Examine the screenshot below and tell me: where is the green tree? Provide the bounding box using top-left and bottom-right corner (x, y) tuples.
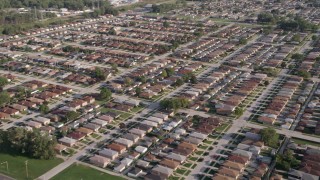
(280, 62), (287, 68)
(262, 67), (279, 77)
(0, 128), (56, 159)
(124, 77), (133, 87)
(129, 21), (136, 26)
(165, 68), (175, 77)
(137, 76), (147, 83)
(135, 87), (142, 96)
(190, 75), (197, 84)
(239, 37), (247, 45)
(291, 53), (304, 61)
(260, 127), (279, 148)
(234, 107), (244, 116)
(160, 98), (189, 110)
(161, 69), (168, 78)
(94, 67), (106, 81)
(194, 29), (204, 37)
(175, 78), (184, 86)
(99, 87), (112, 100)
(108, 27), (117, 35)
(0, 76), (8, 89)
(163, 21), (170, 28)
(312, 35), (318, 41)
(297, 70), (311, 79)
(64, 111), (80, 122)
(0, 91), (10, 107)
(39, 104), (50, 114)
(257, 13), (276, 24)
(276, 150), (300, 171)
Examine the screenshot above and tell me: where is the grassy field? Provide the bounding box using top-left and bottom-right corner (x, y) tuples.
(51, 164), (125, 180)
(0, 153), (63, 180)
(291, 137), (320, 147)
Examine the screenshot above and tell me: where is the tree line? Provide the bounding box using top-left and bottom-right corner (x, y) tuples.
(257, 13), (318, 32)
(0, 128), (56, 159)
(0, 0), (119, 35)
(0, 0), (105, 10)
(152, 0), (187, 13)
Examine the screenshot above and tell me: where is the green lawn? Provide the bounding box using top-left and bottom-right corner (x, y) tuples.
(51, 164), (124, 180)
(175, 168), (187, 175)
(0, 153), (63, 180)
(183, 163), (192, 168)
(215, 124), (230, 132)
(291, 138), (320, 147)
(189, 157), (198, 161)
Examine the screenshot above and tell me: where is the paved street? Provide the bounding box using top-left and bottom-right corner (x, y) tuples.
(0, 4), (319, 180)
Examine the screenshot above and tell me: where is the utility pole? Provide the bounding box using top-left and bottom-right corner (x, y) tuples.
(34, 6), (38, 20)
(40, 9), (43, 21)
(25, 160), (29, 178)
(0, 161), (8, 172)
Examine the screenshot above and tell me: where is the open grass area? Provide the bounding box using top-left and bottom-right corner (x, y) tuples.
(116, 0), (176, 11)
(51, 164), (124, 180)
(215, 123), (230, 132)
(291, 137), (320, 147)
(0, 153), (63, 180)
(176, 168), (187, 175)
(183, 163), (192, 168)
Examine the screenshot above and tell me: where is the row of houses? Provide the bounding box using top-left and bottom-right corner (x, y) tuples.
(0, 80), (72, 119)
(140, 114), (223, 179)
(50, 46), (149, 67)
(82, 35), (171, 55)
(286, 141), (320, 180)
(258, 76), (303, 126)
(118, 28), (192, 44)
(109, 58), (203, 99)
(130, 16), (218, 35)
(213, 128), (278, 180)
(296, 83), (320, 135)
(88, 112), (172, 173)
(58, 113), (114, 147)
(0, 16), (105, 43)
(216, 74), (267, 115)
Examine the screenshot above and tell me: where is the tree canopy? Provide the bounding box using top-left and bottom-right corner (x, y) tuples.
(0, 0), (118, 35)
(276, 150), (300, 171)
(291, 53), (304, 61)
(260, 127), (279, 148)
(0, 91), (10, 107)
(0, 128), (56, 159)
(63, 111), (80, 122)
(93, 67), (106, 81)
(99, 87), (112, 100)
(279, 16), (318, 32)
(297, 70), (311, 79)
(0, 76), (8, 88)
(39, 104), (50, 114)
(160, 98), (189, 110)
(0, 0), (109, 10)
(152, 0), (186, 13)
(257, 13), (277, 24)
